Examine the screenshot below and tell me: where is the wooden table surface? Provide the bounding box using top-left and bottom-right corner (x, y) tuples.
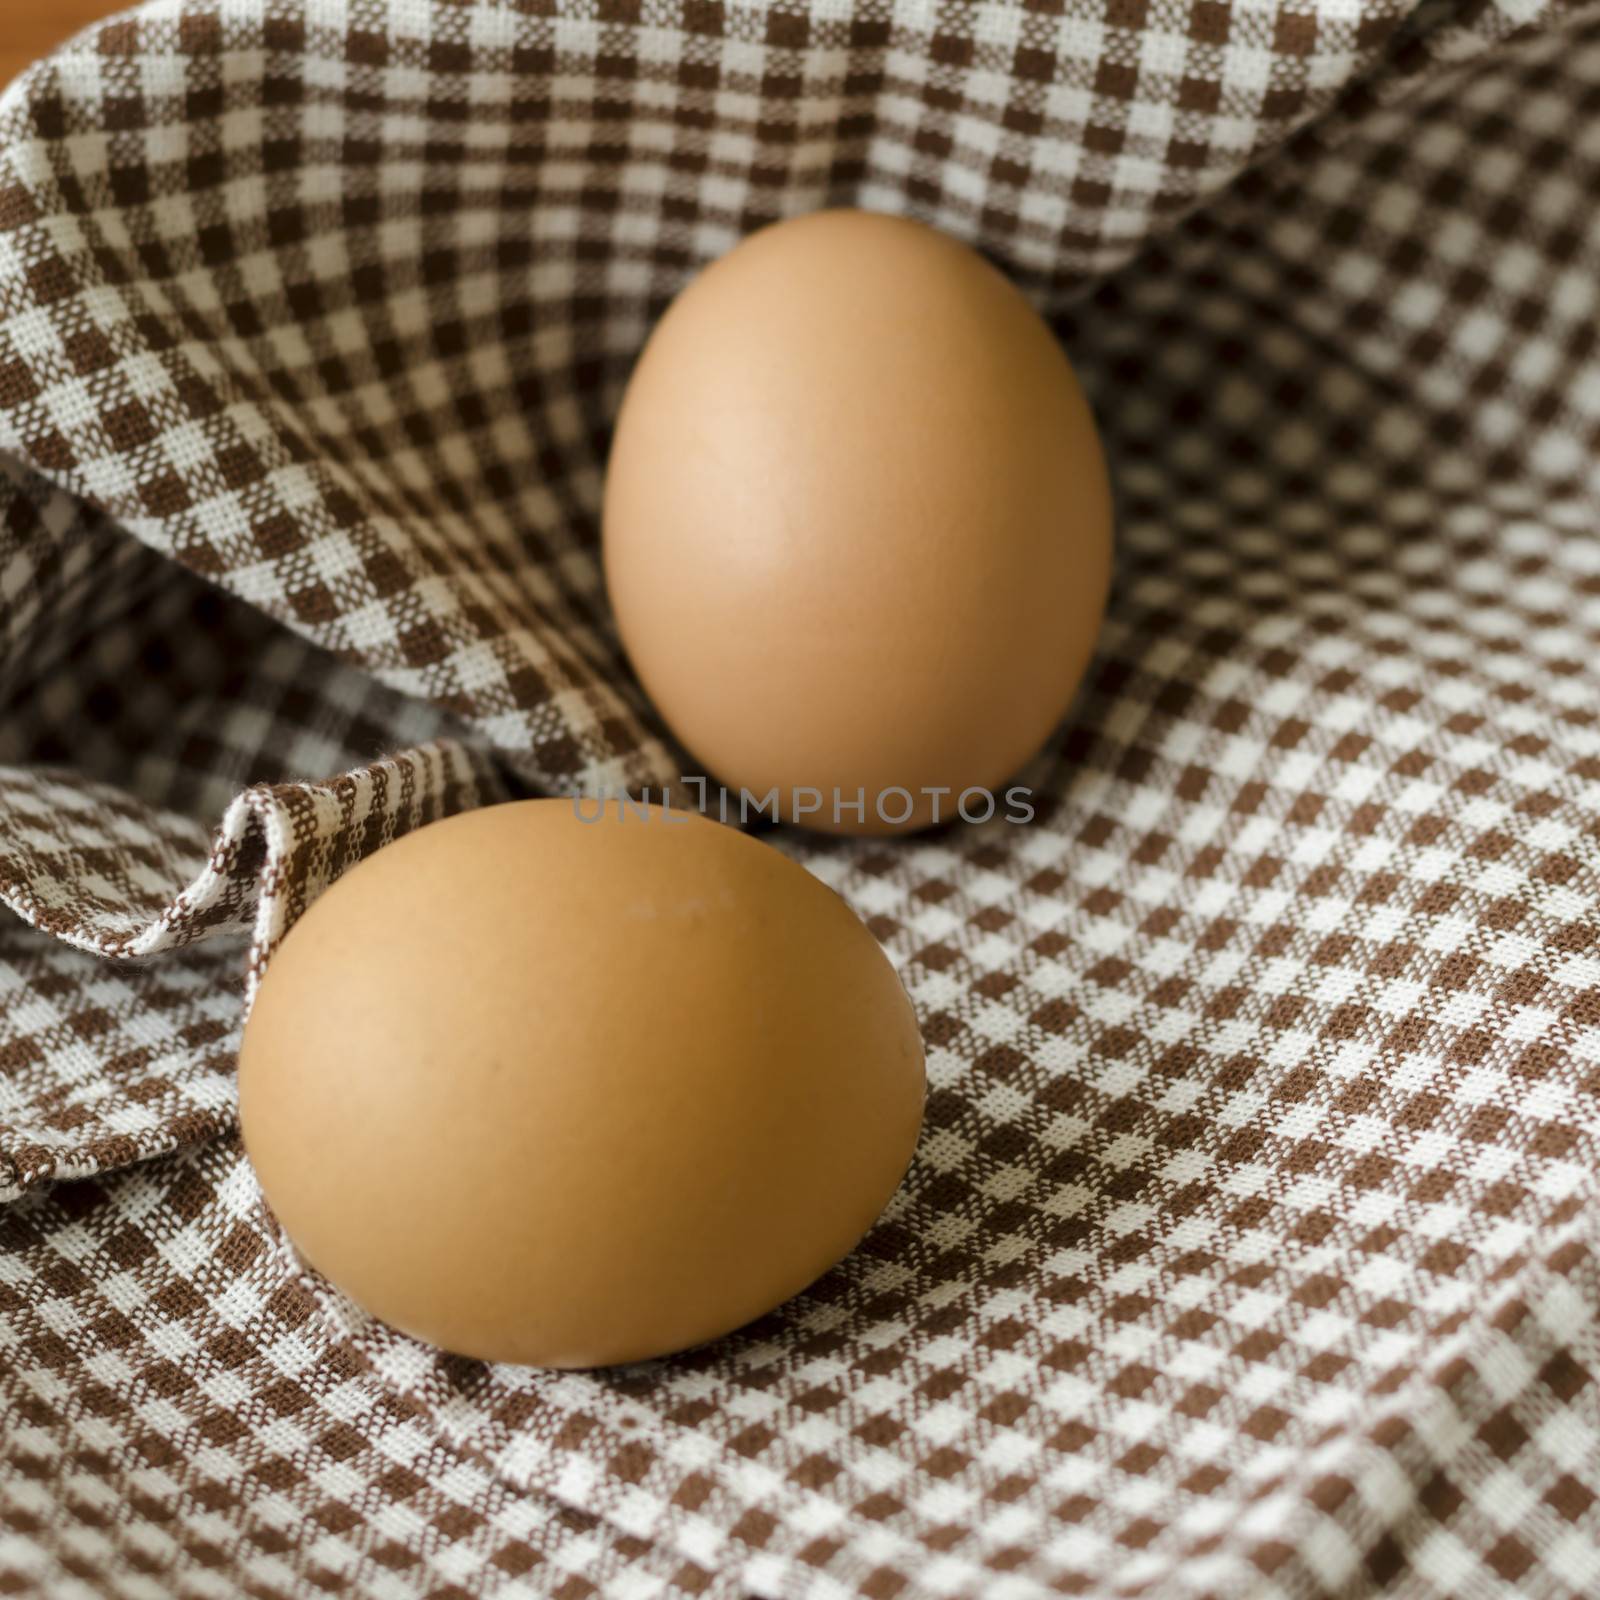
(2, 0), (126, 92)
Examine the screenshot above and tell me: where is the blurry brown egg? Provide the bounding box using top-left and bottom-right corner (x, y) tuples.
(603, 208), (1113, 835)
(238, 800), (925, 1369)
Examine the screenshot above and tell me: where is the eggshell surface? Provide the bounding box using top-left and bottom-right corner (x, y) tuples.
(603, 208), (1114, 834)
(238, 800), (926, 1369)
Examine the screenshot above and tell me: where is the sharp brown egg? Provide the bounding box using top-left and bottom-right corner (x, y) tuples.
(239, 800), (926, 1368)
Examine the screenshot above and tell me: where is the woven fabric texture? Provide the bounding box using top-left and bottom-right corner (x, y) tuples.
(1, 0), (1598, 1595)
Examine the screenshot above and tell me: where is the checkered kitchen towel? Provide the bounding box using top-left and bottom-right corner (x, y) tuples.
(1, 0), (1598, 1594)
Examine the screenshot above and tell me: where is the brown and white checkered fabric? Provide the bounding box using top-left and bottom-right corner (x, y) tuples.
(1, 0), (1598, 1594)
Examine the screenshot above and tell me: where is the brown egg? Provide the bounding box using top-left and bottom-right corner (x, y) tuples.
(603, 208), (1113, 835)
(238, 800), (925, 1369)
